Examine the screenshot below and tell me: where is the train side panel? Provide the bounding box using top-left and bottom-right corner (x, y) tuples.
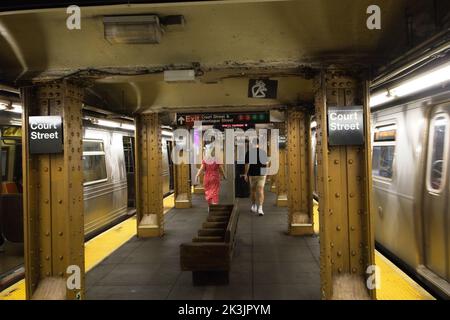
(83, 127), (129, 236)
(372, 103), (427, 268)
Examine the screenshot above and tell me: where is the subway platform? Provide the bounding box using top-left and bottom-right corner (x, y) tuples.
(86, 192), (321, 300)
(0, 192), (434, 300)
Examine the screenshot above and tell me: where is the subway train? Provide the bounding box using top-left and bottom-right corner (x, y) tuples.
(371, 85), (450, 299)
(309, 86), (450, 299)
(0, 99), (174, 287)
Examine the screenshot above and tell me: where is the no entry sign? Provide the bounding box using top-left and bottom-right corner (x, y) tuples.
(29, 116), (63, 154)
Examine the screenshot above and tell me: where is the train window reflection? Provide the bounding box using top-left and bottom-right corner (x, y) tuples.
(427, 114), (449, 193)
(372, 123), (396, 180)
(83, 140), (107, 184)
(372, 146), (395, 179)
(84, 140), (104, 152)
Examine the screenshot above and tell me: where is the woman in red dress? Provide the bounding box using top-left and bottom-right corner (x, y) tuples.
(195, 145), (226, 205)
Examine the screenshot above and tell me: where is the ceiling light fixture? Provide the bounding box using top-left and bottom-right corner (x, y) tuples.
(103, 15), (163, 44)
(370, 61), (450, 107)
(164, 69), (196, 82)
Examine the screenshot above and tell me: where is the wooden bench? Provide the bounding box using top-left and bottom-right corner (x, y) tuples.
(180, 201), (239, 285)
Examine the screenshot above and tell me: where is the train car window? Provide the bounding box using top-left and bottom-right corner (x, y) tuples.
(84, 140), (104, 152)
(372, 124), (396, 180)
(426, 114), (449, 193)
(123, 136), (134, 173)
(1, 148), (8, 180)
(83, 140), (107, 184)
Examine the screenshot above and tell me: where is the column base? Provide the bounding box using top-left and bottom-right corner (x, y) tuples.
(289, 211), (314, 235)
(138, 214), (163, 237)
(289, 223), (314, 236)
(175, 193), (192, 208)
(193, 186), (204, 194)
(276, 194), (288, 207)
(31, 277), (67, 300)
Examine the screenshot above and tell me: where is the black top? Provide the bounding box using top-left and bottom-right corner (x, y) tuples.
(245, 147), (268, 176)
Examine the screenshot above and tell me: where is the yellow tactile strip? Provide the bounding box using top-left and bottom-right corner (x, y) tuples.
(375, 251), (434, 300)
(0, 194), (175, 300)
(1, 196), (433, 300)
(312, 202), (434, 300)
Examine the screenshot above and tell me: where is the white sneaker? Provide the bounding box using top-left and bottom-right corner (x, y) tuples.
(251, 204), (257, 213)
(258, 206), (264, 216)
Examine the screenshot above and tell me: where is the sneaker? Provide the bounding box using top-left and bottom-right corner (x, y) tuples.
(258, 206), (264, 216)
(251, 204), (257, 213)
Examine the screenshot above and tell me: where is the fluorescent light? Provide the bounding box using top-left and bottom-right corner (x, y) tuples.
(96, 119), (120, 128)
(390, 63), (450, 97)
(370, 62), (450, 107)
(121, 123), (135, 131)
(103, 15), (162, 44)
(164, 69), (195, 82)
(94, 118), (135, 131)
(369, 91), (395, 107)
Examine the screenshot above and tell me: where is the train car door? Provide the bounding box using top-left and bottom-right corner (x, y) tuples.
(123, 136), (135, 208)
(166, 140), (174, 192)
(423, 103), (450, 282)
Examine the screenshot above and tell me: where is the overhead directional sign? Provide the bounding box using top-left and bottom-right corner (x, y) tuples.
(176, 112), (270, 127)
(248, 79), (278, 99)
(28, 116), (63, 154)
(327, 106), (364, 146)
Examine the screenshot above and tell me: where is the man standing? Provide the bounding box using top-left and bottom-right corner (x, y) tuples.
(243, 141), (268, 216)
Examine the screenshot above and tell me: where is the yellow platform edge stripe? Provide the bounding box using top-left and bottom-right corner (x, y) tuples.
(2, 195), (434, 300)
(0, 194), (174, 300)
(311, 202), (434, 300)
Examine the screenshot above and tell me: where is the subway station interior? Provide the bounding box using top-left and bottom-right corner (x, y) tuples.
(0, 0), (449, 302)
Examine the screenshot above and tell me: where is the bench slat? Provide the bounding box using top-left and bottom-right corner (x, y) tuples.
(180, 242), (230, 271)
(202, 221), (227, 229)
(192, 236), (223, 242)
(198, 228), (225, 237)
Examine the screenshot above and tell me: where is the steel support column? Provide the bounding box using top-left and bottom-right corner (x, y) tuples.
(286, 109), (314, 235)
(193, 137), (204, 194)
(269, 175), (277, 193)
(174, 156), (192, 209)
(274, 122), (287, 206)
(22, 81), (85, 300)
(276, 148), (287, 207)
(268, 130), (277, 194)
(135, 113), (164, 237)
(315, 70), (375, 299)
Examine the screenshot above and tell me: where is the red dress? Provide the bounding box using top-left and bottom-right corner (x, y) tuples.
(202, 159), (220, 204)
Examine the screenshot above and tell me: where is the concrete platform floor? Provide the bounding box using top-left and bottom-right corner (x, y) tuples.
(86, 192), (321, 300)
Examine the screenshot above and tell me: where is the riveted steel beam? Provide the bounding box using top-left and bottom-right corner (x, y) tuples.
(135, 113), (164, 237)
(193, 137), (204, 195)
(174, 150), (192, 209)
(22, 81), (85, 300)
(315, 70), (375, 300)
(287, 109), (314, 235)
(276, 148), (287, 207)
(273, 122), (287, 206)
